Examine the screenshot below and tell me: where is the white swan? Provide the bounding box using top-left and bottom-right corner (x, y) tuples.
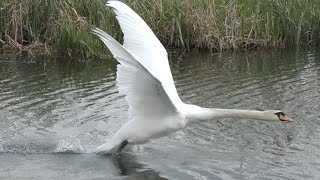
(92, 1), (293, 155)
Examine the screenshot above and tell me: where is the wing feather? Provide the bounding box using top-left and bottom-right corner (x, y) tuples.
(107, 1), (183, 110)
(92, 28), (177, 118)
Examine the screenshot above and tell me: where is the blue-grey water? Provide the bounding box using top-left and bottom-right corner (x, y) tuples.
(0, 48), (320, 179)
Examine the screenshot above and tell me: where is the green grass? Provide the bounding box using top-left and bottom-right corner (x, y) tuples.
(0, 0), (320, 58)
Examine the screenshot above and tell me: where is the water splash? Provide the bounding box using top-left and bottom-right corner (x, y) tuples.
(54, 139), (85, 153)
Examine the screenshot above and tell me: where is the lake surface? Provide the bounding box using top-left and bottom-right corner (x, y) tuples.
(0, 48), (320, 179)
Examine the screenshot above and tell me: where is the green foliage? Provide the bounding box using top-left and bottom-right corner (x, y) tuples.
(0, 0), (319, 58)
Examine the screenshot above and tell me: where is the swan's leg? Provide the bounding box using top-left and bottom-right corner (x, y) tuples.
(115, 140), (128, 156)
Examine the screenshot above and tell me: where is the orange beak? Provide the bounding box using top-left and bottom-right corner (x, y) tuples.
(279, 114), (293, 122)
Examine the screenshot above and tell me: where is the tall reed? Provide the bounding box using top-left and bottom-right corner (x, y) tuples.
(0, 0), (319, 58)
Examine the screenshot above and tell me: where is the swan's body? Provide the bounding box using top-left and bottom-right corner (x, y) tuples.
(93, 1), (292, 154)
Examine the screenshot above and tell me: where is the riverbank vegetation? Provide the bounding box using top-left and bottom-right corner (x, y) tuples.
(1, 0), (320, 58)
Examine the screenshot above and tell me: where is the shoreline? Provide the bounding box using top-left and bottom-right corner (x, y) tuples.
(0, 0), (319, 58)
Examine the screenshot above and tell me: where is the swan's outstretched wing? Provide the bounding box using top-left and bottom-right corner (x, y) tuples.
(107, 1), (183, 110)
(92, 28), (177, 118)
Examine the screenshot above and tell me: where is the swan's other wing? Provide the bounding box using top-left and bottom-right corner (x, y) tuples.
(107, 1), (183, 110)
(93, 29), (177, 118)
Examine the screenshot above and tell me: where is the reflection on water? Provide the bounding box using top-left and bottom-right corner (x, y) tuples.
(0, 47), (320, 179)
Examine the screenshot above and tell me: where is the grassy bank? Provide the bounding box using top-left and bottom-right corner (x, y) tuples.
(0, 0), (320, 58)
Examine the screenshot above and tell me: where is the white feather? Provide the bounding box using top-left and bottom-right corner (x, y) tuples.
(92, 28), (176, 119)
(107, 0), (183, 110)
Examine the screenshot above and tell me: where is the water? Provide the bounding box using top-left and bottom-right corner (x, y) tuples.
(0, 48), (320, 179)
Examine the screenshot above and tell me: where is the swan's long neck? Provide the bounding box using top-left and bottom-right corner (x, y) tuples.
(184, 105), (276, 123)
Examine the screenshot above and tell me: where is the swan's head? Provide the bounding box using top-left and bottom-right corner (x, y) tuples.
(264, 110), (293, 122)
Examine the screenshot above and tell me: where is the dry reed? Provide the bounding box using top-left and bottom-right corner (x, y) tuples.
(0, 0), (319, 58)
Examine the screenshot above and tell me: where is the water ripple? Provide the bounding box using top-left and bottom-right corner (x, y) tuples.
(1, 49), (320, 179)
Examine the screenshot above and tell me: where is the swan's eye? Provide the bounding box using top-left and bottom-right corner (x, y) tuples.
(274, 112), (285, 117)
